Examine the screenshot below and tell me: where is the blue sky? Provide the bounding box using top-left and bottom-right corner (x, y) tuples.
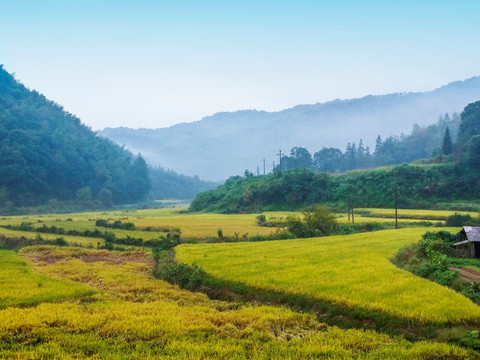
(1, 0), (479, 129)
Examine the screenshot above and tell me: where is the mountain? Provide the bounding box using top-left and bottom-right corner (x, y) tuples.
(99, 76), (480, 181)
(0, 65), (150, 209)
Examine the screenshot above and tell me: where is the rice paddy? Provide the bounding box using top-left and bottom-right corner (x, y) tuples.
(2, 208), (480, 358)
(176, 227), (480, 323)
(1, 246), (476, 359)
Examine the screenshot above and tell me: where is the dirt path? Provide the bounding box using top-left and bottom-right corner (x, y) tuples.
(450, 266), (480, 283)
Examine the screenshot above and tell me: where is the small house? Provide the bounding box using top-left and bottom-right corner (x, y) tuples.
(453, 226), (480, 258)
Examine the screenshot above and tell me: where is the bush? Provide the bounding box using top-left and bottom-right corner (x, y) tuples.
(286, 217), (316, 238)
(418, 231), (458, 257)
(435, 269), (458, 286)
(256, 214), (267, 226)
(446, 213), (479, 227)
(53, 237), (68, 247)
(303, 206), (338, 236)
(154, 250), (207, 291)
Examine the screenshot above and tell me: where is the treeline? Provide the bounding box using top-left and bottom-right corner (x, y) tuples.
(278, 113), (460, 173)
(191, 165), (465, 213)
(1, 222), (182, 250)
(191, 101), (480, 213)
(149, 167), (218, 200)
(0, 65), (150, 209)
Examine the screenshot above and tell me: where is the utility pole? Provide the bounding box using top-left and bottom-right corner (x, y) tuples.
(257, 166), (259, 176)
(277, 150), (283, 173)
(263, 158), (266, 175)
(348, 197), (354, 224)
(272, 161), (275, 173)
(395, 186), (398, 229)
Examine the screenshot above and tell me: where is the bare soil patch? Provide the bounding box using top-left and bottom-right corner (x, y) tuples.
(23, 247), (155, 266)
(451, 267), (480, 283)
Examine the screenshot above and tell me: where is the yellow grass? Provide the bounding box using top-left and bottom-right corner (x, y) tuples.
(0, 250), (95, 308)
(357, 208), (477, 220)
(0, 246), (474, 359)
(336, 215), (441, 224)
(0, 227), (104, 247)
(177, 227), (480, 323)
(0, 209), (281, 239)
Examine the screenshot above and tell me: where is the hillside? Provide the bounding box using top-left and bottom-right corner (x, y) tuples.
(189, 97), (480, 213)
(0, 65), (150, 209)
(99, 76), (480, 180)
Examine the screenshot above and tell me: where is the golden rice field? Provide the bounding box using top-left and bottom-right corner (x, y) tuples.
(177, 227), (480, 323)
(0, 227), (105, 247)
(356, 208), (476, 220)
(1, 207), (470, 241)
(0, 208), (279, 238)
(0, 250), (95, 308)
(335, 215), (438, 224)
(1, 246), (476, 359)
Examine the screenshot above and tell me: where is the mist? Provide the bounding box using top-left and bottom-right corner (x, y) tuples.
(99, 76), (480, 181)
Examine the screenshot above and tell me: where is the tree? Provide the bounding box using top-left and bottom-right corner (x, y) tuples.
(374, 135), (383, 158)
(302, 205), (338, 236)
(0, 187), (13, 215)
(442, 127), (453, 155)
(282, 147), (313, 170)
(313, 147), (343, 172)
(125, 155), (151, 203)
(457, 101), (480, 149)
(97, 187), (113, 208)
(464, 135), (480, 172)
(345, 142), (357, 170)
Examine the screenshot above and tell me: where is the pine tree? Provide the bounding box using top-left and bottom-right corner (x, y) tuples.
(442, 127), (453, 155)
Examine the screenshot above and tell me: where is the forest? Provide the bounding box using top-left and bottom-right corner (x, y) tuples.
(279, 113), (460, 173)
(190, 101), (480, 213)
(0, 66), (216, 213)
(0, 65), (150, 209)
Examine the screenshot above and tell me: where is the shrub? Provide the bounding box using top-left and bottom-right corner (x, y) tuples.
(256, 214), (268, 226)
(53, 237), (68, 247)
(446, 213), (479, 227)
(435, 269), (458, 286)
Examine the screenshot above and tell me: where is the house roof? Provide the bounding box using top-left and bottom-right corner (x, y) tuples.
(453, 226), (480, 246)
(463, 226), (480, 242)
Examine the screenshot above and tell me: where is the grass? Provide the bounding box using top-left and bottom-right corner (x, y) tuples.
(356, 208), (477, 220)
(336, 215), (439, 225)
(0, 250), (96, 308)
(1, 207), (467, 243)
(0, 208), (280, 239)
(0, 227), (104, 247)
(0, 246), (476, 359)
(176, 227), (480, 324)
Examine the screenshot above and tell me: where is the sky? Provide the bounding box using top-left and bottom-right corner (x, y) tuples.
(1, 0), (479, 130)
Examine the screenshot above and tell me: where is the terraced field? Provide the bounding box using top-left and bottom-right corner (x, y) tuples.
(1, 246), (476, 359)
(0, 227), (104, 247)
(356, 208), (476, 220)
(0, 250), (95, 308)
(2, 207), (480, 358)
(0, 209), (278, 239)
(177, 227), (480, 323)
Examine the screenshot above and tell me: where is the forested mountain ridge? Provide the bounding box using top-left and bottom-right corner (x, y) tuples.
(190, 100), (480, 213)
(100, 76), (480, 181)
(0, 65), (150, 210)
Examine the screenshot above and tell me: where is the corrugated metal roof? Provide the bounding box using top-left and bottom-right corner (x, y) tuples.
(462, 226), (480, 242)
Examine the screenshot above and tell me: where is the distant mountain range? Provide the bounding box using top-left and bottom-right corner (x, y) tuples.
(99, 76), (480, 181)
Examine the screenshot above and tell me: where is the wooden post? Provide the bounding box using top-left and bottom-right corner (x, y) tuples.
(395, 186), (398, 229)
